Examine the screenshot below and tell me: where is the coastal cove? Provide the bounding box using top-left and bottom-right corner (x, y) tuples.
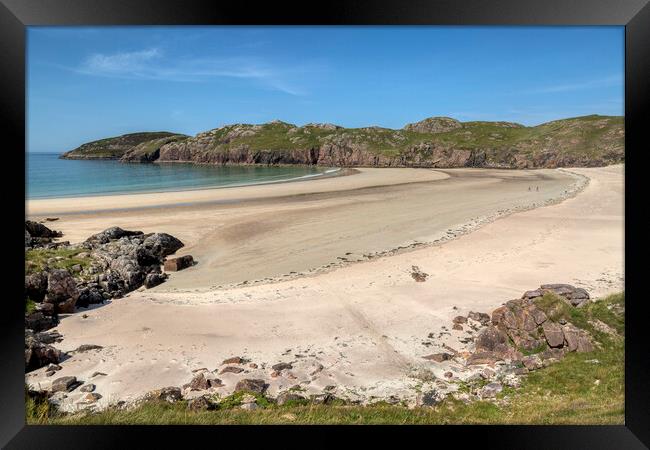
(24, 164), (624, 412)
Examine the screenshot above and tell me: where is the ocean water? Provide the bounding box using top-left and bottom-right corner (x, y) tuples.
(27, 153), (336, 199)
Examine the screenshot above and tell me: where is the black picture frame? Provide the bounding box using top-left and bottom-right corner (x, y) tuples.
(2, 0), (648, 448)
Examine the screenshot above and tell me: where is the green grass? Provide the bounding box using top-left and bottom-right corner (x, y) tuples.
(25, 247), (93, 275)
(27, 292), (624, 425)
(25, 297), (37, 314)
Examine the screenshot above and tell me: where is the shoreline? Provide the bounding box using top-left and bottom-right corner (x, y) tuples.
(26, 164), (348, 204)
(26, 167), (448, 217)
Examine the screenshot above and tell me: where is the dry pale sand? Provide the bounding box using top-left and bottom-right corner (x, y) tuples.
(25, 165), (624, 410)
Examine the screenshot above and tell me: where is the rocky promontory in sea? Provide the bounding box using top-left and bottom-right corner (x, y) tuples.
(60, 114), (624, 169)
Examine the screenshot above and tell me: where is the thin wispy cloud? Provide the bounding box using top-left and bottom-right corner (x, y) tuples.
(524, 75), (623, 94)
(74, 48), (316, 95)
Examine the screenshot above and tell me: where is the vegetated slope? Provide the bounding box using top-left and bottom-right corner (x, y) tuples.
(60, 132), (187, 160)
(63, 115), (624, 168)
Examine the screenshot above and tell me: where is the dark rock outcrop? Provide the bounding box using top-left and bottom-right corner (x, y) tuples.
(25, 271), (48, 302)
(25, 330), (62, 372)
(44, 269), (79, 313)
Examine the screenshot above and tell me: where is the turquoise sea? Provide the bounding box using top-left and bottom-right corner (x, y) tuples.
(26, 153), (336, 199)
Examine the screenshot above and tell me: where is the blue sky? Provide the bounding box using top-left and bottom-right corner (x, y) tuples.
(27, 26), (624, 153)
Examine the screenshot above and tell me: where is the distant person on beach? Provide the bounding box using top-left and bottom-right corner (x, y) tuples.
(536, 186), (539, 191)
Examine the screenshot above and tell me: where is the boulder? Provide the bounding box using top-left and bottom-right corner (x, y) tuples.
(453, 316), (468, 324)
(188, 372), (210, 390)
(234, 379), (268, 394)
(276, 391), (306, 406)
(164, 255), (194, 272)
(85, 227), (143, 245)
(187, 395), (214, 411)
(222, 356), (246, 365)
(562, 324), (594, 352)
(146, 386), (182, 403)
(144, 272), (168, 289)
(25, 312), (58, 333)
(475, 325), (509, 354)
(25, 271), (48, 302)
(521, 354), (543, 371)
(80, 383), (96, 392)
(76, 284), (106, 308)
(468, 311), (491, 325)
(271, 362), (293, 371)
(142, 233), (184, 258)
(51, 376), (78, 393)
(44, 269), (79, 313)
(78, 393), (102, 404)
(539, 283), (590, 307)
(25, 220), (62, 238)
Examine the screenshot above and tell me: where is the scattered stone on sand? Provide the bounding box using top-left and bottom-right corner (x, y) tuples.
(410, 265), (429, 282)
(222, 356), (246, 365)
(74, 344), (104, 353)
(422, 352), (453, 363)
(164, 255), (194, 272)
(234, 379), (268, 394)
(145, 386), (182, 403)
(51, 376), (77, 393)
(219, 366), (244, 375)
(271, 362), (293, 371)
(80, 383), (96, 393)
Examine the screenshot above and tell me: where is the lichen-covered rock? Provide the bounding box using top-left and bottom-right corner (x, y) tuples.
(85, 227), (144, 245)
(44, 269), (79, 313)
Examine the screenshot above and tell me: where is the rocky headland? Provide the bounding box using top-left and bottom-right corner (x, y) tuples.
(60, 115), (624, 169)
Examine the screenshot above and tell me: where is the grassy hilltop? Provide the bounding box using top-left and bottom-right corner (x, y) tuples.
(60, 115), (624, 169)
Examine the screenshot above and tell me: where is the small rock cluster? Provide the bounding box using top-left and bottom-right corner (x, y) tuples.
(25, 220), (64, 249)
(427, 284), (597, 404)
(25, 224), (192, 373)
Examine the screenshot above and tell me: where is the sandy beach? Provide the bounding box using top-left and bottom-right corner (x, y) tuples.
(25, 165), (624, 409)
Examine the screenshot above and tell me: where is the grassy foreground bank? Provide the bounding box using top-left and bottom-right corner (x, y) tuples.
(26, 293), (624, 425)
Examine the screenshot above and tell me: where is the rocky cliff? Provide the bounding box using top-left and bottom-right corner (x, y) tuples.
(61, 115), (624, 169)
